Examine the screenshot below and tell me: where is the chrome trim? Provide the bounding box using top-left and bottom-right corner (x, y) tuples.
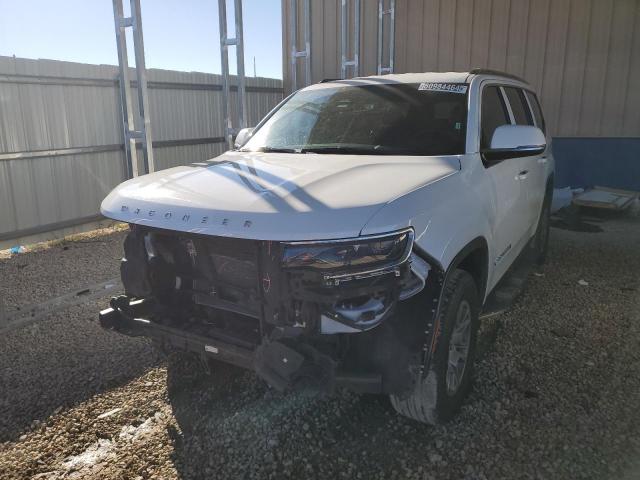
(322, 297), (394, 331)
(282, 227), (414, 246)
(333, 296), (388, 326)
(499, 86), (515, 124)
(323, 264), (403, 286)
(522, 89), (538, 129)
(482, 145), (545, 156)
(399, 252), (430, 301)
(513, 144), (546, 151)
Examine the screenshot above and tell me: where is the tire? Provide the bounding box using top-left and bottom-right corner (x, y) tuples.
(532, 188), (552, 265)
(390, 269), (480, 425)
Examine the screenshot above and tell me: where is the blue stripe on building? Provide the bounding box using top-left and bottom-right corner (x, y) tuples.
(552, 138), (640, 191)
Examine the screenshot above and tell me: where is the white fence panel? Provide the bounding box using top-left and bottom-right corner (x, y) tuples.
(0, 56), (283, 245)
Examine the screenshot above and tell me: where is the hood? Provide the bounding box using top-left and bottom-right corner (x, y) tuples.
(101, 151), (459, 241)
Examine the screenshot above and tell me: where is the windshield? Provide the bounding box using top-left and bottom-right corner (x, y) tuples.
(241, 82), (468, 156)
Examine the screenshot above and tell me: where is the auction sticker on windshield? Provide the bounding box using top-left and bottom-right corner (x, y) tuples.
(418, 82), (468, 94)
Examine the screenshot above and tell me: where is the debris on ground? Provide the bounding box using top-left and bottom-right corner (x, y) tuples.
(551, 186), (574, 213)
(573, 186), (639, 211)
(97, 408), (122, 419)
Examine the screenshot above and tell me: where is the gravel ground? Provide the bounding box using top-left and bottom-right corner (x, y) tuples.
(1, 217), (639, 479)
(0, 226), (127, 310)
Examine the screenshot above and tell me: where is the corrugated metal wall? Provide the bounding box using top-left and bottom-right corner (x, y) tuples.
(282, 0), (640, 137)
(0, 56), (283, 244)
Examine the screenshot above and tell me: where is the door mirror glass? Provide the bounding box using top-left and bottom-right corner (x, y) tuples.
(482, 125), (546, 163)
(234, 128), (254, 149)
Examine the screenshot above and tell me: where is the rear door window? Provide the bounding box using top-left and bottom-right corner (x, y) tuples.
(525, 91), (546, 133)
(504, 87), (533, 126)
(481, 86), (510, 149)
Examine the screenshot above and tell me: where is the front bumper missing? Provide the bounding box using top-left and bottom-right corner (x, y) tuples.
(101, 227), (443, 396)
(99, 300), (383, 394)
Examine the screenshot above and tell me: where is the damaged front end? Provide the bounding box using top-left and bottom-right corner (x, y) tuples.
(99, 225), (442, 395)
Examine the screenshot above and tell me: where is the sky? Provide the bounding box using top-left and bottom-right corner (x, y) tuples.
(0, 0), (283, 79)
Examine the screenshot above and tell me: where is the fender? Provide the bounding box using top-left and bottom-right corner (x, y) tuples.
(359, 154), (494, 295)
(444, 236), (489, 300)
(416, 236), (489, 380)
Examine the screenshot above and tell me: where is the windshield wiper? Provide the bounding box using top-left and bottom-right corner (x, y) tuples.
(240, 146), (300, 153)
(242, 145), (411, 155)
(300, 145), (390, 155)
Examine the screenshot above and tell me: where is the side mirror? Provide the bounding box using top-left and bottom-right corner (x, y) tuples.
(482, 125), (546, 163)
(234, 128), (254, 149)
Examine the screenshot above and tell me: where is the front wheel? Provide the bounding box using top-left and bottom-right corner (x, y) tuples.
(390, 269), (480, 425)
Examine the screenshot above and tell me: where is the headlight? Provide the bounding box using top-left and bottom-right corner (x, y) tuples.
(282, 229), (414, 281)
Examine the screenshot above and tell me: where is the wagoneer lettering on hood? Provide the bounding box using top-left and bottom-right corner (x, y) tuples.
(101, 151), (460, 240)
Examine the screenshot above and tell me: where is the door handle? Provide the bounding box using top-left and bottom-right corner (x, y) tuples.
(516, 170), (529, 180)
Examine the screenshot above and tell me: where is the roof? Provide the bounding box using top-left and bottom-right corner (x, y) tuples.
(467, 69), (527, 83)
(310, 70), (530, 90)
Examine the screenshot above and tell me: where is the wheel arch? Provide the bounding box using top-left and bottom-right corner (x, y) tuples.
(445, 237), (489, 303)
(414, 235), (490, 303)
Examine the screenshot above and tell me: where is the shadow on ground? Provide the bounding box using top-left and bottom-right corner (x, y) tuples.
(164, 327), (505, 480)
(0, 299), (162, 442)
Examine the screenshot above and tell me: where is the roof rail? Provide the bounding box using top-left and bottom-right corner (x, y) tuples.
(319, 78), (341, 83)
(468, 69), (528, 83)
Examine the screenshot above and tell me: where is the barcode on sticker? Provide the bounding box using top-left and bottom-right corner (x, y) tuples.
(205, 345), (219, 354)
(418, 82), (468, 94)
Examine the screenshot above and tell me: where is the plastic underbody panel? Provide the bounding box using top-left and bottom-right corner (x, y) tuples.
(100, 226), (442, 395)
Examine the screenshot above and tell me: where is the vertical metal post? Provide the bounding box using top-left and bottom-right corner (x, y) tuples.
(289, 0), (297, 90)
(377, 0), (395, 75)
(112, 0), (138, 177)
(234, 0), (247, 130)
(112, 0), (154, 175)
(303, 0), (311, 85)
(218, 0), (232, 147)
(388, 0), (395, 73)
(130, 0), (155, 173)
(341, 0), (347, 78)
(289, 0), (310, 91)
(341, 0), (360, 79)
(219, 0), (247, 148)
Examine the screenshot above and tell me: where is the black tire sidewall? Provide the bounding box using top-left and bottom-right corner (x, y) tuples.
(534, 190), (552, 265)
(429, 270), (480, 421)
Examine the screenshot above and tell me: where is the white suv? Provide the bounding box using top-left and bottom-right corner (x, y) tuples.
(99, 69), (553, 424)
